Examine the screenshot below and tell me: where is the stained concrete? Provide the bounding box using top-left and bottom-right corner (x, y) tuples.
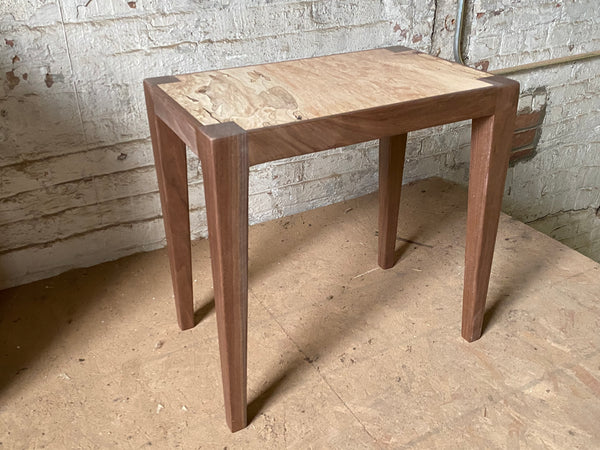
(1, 177), (599, 448)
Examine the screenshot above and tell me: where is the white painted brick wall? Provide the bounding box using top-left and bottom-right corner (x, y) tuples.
(435, 0), (600, 261)
(501, 56), (599, 255)
(1, 0), (598, 289)
(1, 0), (436, 288)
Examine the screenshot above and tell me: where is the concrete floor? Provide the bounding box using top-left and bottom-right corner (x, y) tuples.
(1, 178), (599, 448)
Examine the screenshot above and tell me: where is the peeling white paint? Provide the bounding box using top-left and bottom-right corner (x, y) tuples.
(0, 0), (598, 289)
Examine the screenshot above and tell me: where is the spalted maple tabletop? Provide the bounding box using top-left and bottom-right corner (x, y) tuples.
(147, 46), (511, 165)
(157, 47), (495, 130)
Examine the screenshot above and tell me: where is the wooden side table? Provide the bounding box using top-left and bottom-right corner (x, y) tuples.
(143, 46), (518, 432)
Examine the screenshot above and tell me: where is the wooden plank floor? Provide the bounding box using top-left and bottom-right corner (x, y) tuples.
(1, 177), (599, 448)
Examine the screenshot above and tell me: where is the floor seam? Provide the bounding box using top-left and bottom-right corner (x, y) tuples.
(249, 289), (382, 446)
(402, 348), (600, 447)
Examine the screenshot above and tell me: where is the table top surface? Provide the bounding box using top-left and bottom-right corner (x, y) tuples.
(156, 47), (495, 131)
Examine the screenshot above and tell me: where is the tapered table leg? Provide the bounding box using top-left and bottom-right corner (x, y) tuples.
(144, 83), (194, 331)
(197, 123), (249, 432)
(378, 134), (408, 269)
(462, 82), (519, 342)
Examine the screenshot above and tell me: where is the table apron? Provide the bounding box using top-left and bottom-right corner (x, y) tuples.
(151, 84), (498, 167)
(246, 87), (497, 166)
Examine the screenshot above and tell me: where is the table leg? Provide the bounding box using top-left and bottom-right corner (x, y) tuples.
(197, 124), (249, 432)
(145, 90), (194, 331)
(462, 84), (518, 342)
(378, 134), (408, 269)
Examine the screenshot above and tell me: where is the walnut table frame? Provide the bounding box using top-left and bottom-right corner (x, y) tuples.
(143, 46), (519, 432)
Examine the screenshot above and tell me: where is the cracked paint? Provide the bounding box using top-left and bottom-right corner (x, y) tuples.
(6, 70), (20, 89)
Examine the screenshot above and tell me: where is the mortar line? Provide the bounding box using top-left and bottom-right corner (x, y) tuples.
(0, 215), (165, 256)
(56, 0), (87, 144)
(524, 206), (597, 223)
(0, 137), (153, 170)
(429, 0), (438, 54)
(248, 289), (381, 446)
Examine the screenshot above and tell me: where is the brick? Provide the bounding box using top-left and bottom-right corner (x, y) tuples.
(510, 146), (535, 162)
(0, 163), (182, 230)
(0, 1), (62, 29)
(0, 141), (154, 199)
(0, 219), (166, 290)
(0, 192), (162, 252)
(512, 129), (538, 150)
(517, 94), (533, 112)
(514, 110), (544, 130)
(189, 207), (208, 241)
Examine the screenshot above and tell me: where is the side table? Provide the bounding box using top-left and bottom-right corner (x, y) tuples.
(143, 46), (519, 432)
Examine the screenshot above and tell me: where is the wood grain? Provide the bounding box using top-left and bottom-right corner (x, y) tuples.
(378, 134), (407, 269)
(144, 47), (520, 432)
(144, 80), (195, 330)
(158, 48), (493, 130)
(462, 79), (519, 342)
(151, 47), (500, 167)
(196, 123), (249, 432)
(246, 88), (496, 166)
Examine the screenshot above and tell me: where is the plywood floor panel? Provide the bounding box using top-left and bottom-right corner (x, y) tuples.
(1, 178), (598, 448)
